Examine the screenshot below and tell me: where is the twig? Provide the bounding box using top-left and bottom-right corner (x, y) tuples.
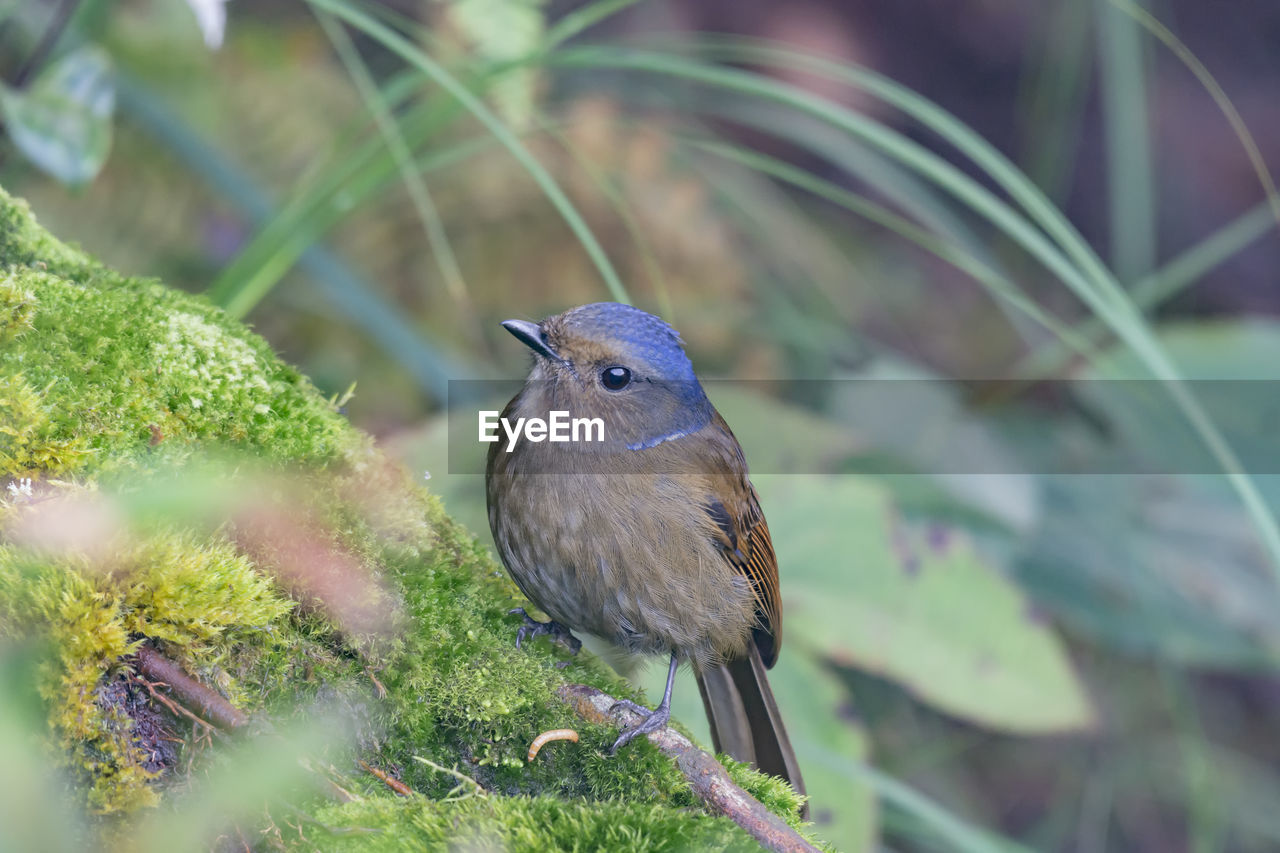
(365, 667), (387, 700)
(132, 672), (217, 736)
(411, 756), (487, 801)
(135, 645), (248, 731)
(359, 760), (414, 797)
(558, 684), (820, 853)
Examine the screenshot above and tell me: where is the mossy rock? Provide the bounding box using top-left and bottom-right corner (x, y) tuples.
(0, 185), (809, 848)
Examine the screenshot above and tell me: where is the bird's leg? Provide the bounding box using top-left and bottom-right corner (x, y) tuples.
(508, 608), (582, 654)
(609, 652), (678, 754)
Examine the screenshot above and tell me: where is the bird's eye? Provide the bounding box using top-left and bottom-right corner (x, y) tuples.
(600, 366), (632, 391)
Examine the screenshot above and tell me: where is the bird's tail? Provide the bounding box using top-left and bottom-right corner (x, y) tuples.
(695, 645), (807, 816)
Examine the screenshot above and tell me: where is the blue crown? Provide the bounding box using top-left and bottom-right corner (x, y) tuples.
(563, 302), (698, 383)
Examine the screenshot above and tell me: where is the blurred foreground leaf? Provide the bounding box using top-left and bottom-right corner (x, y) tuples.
(759, 475), (1095, 733)
(0, 47), (115, 186)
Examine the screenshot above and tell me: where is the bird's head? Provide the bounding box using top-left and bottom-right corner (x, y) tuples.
(501, 302), (712, 450)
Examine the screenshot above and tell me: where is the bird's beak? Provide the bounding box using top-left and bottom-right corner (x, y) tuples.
(501, 319), (562, 363)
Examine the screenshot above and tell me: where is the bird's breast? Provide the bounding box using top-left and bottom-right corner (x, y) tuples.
(487, 441), (757, 666)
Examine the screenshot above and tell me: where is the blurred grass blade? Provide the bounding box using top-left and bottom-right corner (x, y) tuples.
(643, 37), (1126, 307)
(1096, 0), (1156, 283)
(549, 43), (1280, 582)
(550, 46), (1119, 316)
(1133, 200), (1278, 306)
(683, 95), (1056, 349)
(543, 0), (644, 51)
(1015, 199), (1279, 378)
(666, 133), (864, 350)
(306, 0), (631, 304)
(314, 9), (473, 309)
(1016, 0), (1092, 203)
(206, 93), (470, 317)
(1108, 0), (1280, 226)
(1160, 666), (1226, 853)
(688, 138), (1095, 361)
(536, 114), (674, 319)
(701, 97), (1001, 278)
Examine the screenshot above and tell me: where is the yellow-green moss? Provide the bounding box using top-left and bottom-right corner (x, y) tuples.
(0, 372), (90, 475)
(0, 184), (808, 843)
(0, 271), (36, 342)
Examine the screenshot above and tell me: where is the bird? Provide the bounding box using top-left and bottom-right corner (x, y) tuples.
(485, 302), (805, 803)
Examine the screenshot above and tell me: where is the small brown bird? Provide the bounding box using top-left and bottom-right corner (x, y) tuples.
(486, 302), (805, 802)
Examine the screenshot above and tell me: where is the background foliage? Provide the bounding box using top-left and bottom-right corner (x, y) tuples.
(3, 0), (1280, 850)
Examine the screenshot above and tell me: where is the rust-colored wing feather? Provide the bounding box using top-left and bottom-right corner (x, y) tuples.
(702, 411), (783, 668)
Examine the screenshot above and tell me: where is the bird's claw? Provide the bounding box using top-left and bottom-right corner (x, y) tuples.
(608, 703), (670, 754)
(508, 608), (582, 654)
(607, 698), (649, 717)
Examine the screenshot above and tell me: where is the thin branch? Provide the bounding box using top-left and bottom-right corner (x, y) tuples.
(132, 671), (216, 735)
(135, 644), (248, 731)
(558, 684), (820, 853)
(359, 760), (414, 797)
(411, 755), (487, 801)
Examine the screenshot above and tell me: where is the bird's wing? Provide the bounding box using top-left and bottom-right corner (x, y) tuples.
(702, 411), (783, 668)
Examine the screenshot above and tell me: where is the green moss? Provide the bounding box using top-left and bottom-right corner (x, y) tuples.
(0, 268), (359, 480)
(0, 191), (96, 278)
(296, 795), (766, 852)
(0, 554), (147, 812)
(0, 271), (37, 343)
(0, 184), (808, 842)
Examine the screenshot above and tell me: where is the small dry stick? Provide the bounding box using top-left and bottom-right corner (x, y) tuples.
(558, 684), (820, 853)
(412, 756), (487, 802)
(527, 728), (579, 762)
(136, 645), (247, 731)
(133, 671), (217, 734)
(365, 668), (388, 700)
(359, 760), (414, 797)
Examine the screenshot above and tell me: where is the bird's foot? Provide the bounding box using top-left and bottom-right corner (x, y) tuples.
(508, 608), (582, 654)
(607, 698), (649, 716)
(607, 701), (670, 754)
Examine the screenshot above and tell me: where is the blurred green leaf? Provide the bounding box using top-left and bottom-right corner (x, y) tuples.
(828, 356), (1039, 535)
(758, 474), (1095, 733)
(1016, 320), (1280, 668)
(0, 46), (114, 186)
(1017, 475), (1280, 668)
(131, 715), (350, 853)
(0, 644), (88, 853)
(772, 650), (877, 851)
